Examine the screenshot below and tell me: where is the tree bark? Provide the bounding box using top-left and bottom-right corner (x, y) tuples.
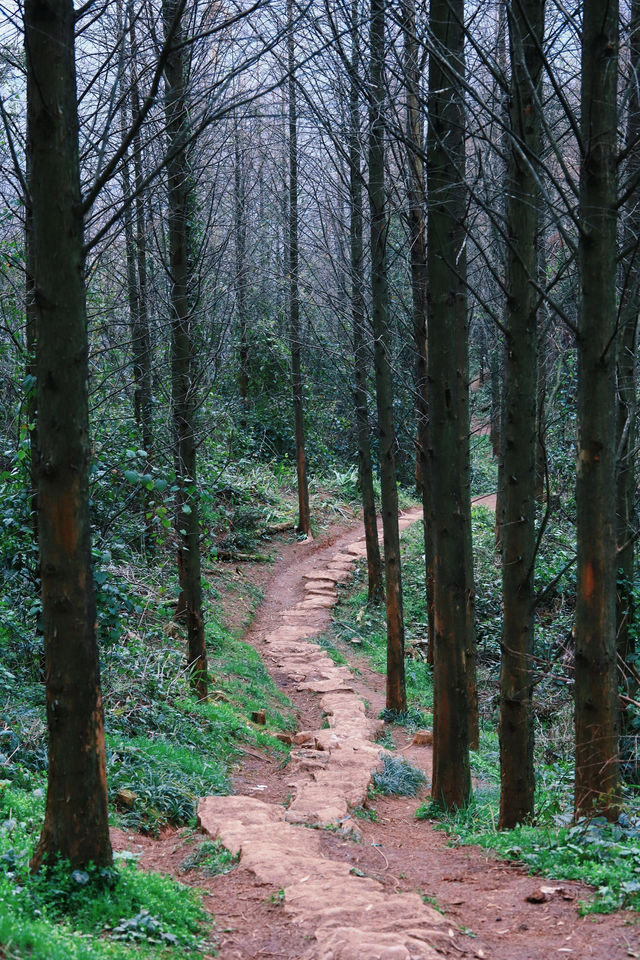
(128, 3), (153, 474)
(288, 0), (312, 536)
(499, 0), (545, 829)
(616, 0), (640, 696)
(164, 0), (207, 700)
(24, 126), (39, 549)
(574, 0), (620, 820)
(120, 0), (153, 550)
(427, 0), (471, 809)
(349, 0), (383, 605)
(25, 0), (112, 870)
(401, 0), (435, 659)
(235, 113), (250, 409)
(369, 0), (406, 712)
(454, 133), (478, 753)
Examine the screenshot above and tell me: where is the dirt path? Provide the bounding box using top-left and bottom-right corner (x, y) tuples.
(113, 514), (638, 959)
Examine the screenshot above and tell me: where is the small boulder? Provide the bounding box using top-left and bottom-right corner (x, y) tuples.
(115, 788), (137, 810)
(411, 729), (433, 746)
(293, 731), (315, 745)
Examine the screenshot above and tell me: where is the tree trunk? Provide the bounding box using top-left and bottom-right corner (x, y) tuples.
(401, 0), (435, 659)
(124, 0), (153, 550)
(535, 228), (549, 503)
(454, 145), (478, 753)
(24, 129), (39, 548)
(129, 4), (153, 469)
(493, 345), (506, 553)
(369, 0), (406, 712)
(288, 0), (311, 536)
(427, 0), (471, 809)
(498, 0), (545, 829)
(25, 0), (112, 870)
(118, 12), (152, 551)
(574, 0), (620, 820)
(235, 114), (250, 409)
(164, 0), (207, 700)
(616, 0), (640, 699)
(349, 0), (383, 605)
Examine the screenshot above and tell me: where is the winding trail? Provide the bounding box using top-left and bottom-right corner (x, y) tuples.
(113, 506), (636, 959)
(198, 509), (453, 960)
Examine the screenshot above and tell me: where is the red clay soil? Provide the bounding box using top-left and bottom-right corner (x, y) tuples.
(111, 516), (639, 960)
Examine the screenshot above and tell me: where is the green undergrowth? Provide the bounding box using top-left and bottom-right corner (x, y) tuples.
(103, 600), (295, 837)
(470, 433), (498, 498)
(0, 779), (210, 960)
(0, 528), (298, 957)
(416, 728), (640, 915)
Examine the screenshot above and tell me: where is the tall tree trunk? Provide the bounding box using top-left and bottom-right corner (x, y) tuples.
(24, 129), (38, 548)
(535, 226), (549, 503)
(616, 0), (640, 698)
(164, 0), (207, 700)
(349, 0), (383, 605)
(369, 0), (406, 712)
(123, 0), (154, 550)
(498, 0), (545, 830)
(118, 12), (151, 551)
(25, 0), (112, 870)
(287, 0), (311, 536)
(401, 0), (435, 658)
(574, 0), (620, 820)
(234, 114), (250, 409)
(455, 137), (478, 753)
(492, 0), (507, 554)
(128, 4), (153, 467)
(490, 347), (502, 460)
(427, 0), (471, 809)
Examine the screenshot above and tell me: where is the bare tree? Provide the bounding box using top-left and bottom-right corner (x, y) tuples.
(574, 0), (620, 820)
(369, 0), (406, 712)
(26, 0), (112, 870)
(498, 0), (546, 830)
(427, 0), (471, 808)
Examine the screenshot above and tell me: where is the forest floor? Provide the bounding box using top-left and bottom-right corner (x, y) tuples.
(111, 511), (638, 960)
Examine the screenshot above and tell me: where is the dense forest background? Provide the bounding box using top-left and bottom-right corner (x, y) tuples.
(0, 0), (640, 955)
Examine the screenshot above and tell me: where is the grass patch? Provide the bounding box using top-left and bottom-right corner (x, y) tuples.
(370, 756), (427, 797)
(317, 635), (348, 666)
(378, 707), (430, 731)
(180, 838), (239, 877)
(351, 804), (379, 822)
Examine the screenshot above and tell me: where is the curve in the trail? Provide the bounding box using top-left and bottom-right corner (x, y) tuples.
(198, 510), (454, 960)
